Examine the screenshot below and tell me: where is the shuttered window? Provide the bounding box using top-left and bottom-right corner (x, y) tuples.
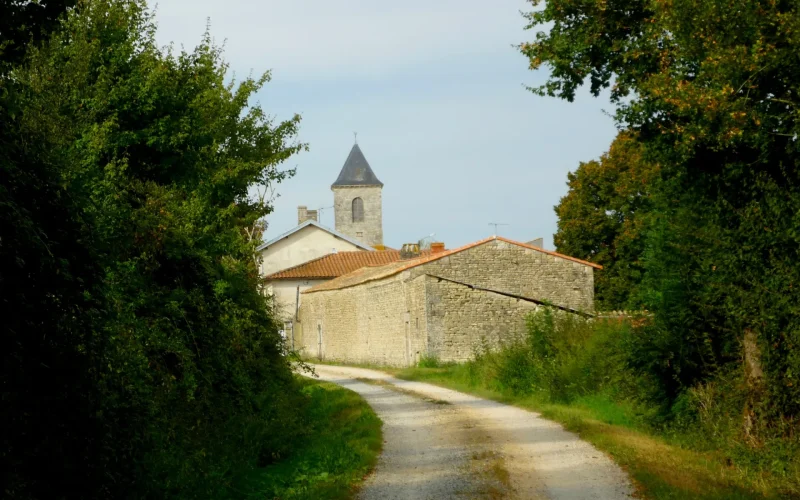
(352, 197), (364, 222)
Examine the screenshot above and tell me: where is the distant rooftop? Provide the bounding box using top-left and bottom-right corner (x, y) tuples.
(305, 236), (602, 293)
(264, 249), (430, 280)
(331, 143), (383, 188)
(255, 219), (374, 253)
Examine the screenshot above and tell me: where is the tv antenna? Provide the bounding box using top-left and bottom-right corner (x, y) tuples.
(488, 222), (509, 236)
(417, 233), (436, 249)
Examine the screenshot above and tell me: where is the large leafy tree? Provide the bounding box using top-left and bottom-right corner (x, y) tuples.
(521, 0), (800, 421)
(3, 0), (306, 496)
(554, 132), (656, 310)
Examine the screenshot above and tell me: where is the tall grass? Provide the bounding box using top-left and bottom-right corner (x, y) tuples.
(241, 376), (382, 499)
(398, 308), (799, 498)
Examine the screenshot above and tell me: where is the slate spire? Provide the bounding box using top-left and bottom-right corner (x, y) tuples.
(331, 143), (383, 188)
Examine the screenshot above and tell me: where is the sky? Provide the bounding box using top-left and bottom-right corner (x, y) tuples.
(153, 0), (618, 250)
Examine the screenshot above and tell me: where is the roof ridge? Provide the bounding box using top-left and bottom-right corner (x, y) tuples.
(304, 237), (495, 293)
(256, 219), (375, 252)
(262, 252), (335, 279)
(265, 248), (407, 280)
(303, 236), (601, 293)
(495, 236), (602, 269)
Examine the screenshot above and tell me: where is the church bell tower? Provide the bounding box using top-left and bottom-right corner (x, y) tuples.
(331, 142), (384, 248)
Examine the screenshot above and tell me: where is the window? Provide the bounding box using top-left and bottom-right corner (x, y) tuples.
(356, 232), (363, 239)
(352, 197), (364, 222)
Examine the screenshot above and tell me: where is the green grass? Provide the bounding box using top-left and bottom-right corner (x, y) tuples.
(391, 365), (795, 500)
(241, 377), (382, 499)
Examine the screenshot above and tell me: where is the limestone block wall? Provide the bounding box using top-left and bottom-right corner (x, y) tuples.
(267, 279), (327, 322)
(297, 273), (428, 366)
(295, 239), (595, 367)
(332, 186), (383, 247)
(424, 276), (540, 362)
(411, 239), (595, 312)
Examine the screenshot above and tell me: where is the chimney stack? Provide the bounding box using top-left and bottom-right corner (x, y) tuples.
(399, 243), (421, 260)
(430, 242), (445, 254)
(297, 205), (318, 225)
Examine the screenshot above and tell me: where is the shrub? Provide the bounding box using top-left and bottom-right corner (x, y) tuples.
(1, 1), (307, 497)
(418, 353), (443, 368)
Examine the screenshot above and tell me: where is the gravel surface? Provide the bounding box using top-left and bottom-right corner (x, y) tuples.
(305, 364), (634, 500)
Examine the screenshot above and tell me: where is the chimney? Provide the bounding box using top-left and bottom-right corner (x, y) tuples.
(399, 243), (421, 260)
(430, 242), (445, 254)
(297, 205), (318, 225)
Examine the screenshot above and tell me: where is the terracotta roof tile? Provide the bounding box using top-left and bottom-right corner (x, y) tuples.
(304, 236), (602, 293)
(264, 250), (431, 280)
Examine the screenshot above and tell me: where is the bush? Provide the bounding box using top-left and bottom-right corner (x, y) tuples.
(457, 308), (800, 492)
(1, 1), (307, 497)
(418, 353), (443, 368)
(475, 309), (638, 403)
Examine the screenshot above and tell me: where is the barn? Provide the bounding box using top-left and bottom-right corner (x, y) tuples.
(294, 236), (600, 366)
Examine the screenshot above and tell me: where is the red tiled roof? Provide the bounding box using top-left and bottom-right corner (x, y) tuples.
(264, 250), (431, 280)
(305, 236), (602, 293)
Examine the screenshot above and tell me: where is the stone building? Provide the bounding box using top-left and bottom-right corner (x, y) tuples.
(331, 143), (384, 248)
(294, 237), (600, 366)
(256, 140), (392, 333)
(263, 248), (429, 323)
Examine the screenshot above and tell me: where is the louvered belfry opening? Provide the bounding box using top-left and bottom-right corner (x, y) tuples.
(352, 197), (364, 222)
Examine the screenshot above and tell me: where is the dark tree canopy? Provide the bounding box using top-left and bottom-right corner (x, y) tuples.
(554, 132), (656, 310)
(523, 0), (800, 421)
(2, 1), (306, 496)
(0, 0), (77, 67)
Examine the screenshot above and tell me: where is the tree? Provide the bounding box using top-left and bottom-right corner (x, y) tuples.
(2, 0), (307, 496)
(521, 0), (800, 423)
(554, 132), (657, 310)
(0, 0), (77, 67)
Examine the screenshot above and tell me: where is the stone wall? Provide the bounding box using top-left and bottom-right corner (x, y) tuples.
(296, 239), (596, 367)
(332, 185), (383, 247)
(424, 276), (539, 362)
(296, 273), (427, 366)
(410, 239), (595, 313)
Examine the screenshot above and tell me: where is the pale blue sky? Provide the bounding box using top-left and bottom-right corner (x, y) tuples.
(154, 0), (617, 250)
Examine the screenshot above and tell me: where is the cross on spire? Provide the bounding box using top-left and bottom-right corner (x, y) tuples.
(353, 131), (358, 144)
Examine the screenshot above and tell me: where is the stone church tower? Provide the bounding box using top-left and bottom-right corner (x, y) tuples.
(332, 143), (384, 248)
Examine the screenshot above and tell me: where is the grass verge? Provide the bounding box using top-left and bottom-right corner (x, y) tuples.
(243, 376), (382, 499)
(391, 365), (791, 500)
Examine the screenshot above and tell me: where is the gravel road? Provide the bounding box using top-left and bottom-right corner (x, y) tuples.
(304, 364), (634, 500)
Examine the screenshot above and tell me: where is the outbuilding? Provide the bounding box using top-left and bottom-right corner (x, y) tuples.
(295, 236), (600, 366)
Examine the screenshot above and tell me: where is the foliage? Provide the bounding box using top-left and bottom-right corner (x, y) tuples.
(395, 309), (800, 497)
(521, 0), (800, 432)
(246, 377), (383, 499)
(417, 353), (444, 368)
(1, 0), (309, 497)
(0, 0), (77, 68)
(471, 309), (642, 403)
(554, 132), (657, 309)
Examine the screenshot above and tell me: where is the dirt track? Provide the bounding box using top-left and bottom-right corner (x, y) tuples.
(304, 364), (634, 500)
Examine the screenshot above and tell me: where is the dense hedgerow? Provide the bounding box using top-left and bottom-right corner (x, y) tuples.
(525, 0), (800, 439)
(456, 308), (799, 490)
(1, 1), (308, 497)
